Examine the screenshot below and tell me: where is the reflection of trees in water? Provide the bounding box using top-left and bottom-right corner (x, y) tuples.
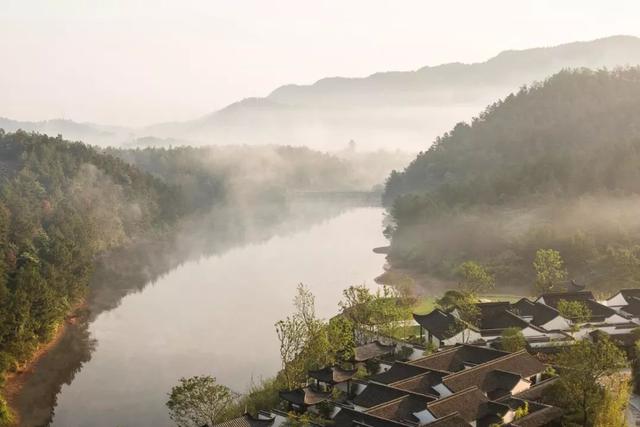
(88, 198), (362, 317)
(19, 197), (374, 426)
(12, 311), (95, 427)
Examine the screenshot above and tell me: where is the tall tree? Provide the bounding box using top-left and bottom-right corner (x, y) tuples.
(456, 261), (495, 294)
(533, 249), (568, 293)
(549, 337), (627, 426)
(166, 376), (237, 427)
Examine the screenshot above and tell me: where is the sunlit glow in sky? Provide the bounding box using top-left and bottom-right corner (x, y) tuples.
(1, 0), (638, 126)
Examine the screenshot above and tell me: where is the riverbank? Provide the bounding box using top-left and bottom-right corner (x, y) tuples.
(2, 303), (90, 427)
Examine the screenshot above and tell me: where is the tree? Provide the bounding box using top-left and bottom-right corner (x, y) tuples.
(632, 335), (640, 394)
(592, 375), (630, 427)
(549, 337), (627, 426)
(166, 376), (236, 427)
(339, 285), (376, 335)
(500, 327), (526, 352)
(275, 315), (307, 390)
(339, 284), (412, 339)
(456, 261), (495, 294)
(557, 300), (592, 333)
(436, 290), (480, 328)
(326, 316), (355, 361)
(533, 249), (568, 293)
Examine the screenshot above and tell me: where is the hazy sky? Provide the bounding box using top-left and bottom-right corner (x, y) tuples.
(2, 0), (639, 127)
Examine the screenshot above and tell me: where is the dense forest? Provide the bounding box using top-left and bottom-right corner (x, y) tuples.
(383, 68), (640, 292)
(0, 131), (189, 421)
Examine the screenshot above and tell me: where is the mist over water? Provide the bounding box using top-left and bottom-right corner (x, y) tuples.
(46, 204), (386, 427)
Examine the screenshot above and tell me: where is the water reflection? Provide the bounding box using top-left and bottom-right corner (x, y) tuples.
(18, 200), (386, 427)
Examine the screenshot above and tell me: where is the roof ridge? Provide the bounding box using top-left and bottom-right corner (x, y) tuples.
(426, 386), (480, 407)
(342, 406), (416, 427)
(390, 370), (450, 387)
(367, 381), (439, 400)
(440, 350), (528, 380)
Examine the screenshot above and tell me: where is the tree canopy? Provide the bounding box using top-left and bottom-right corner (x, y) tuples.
(382, 68), (640, 292)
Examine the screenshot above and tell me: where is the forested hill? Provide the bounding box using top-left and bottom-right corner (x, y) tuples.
(383, 68), (640, 292)
(0, 131), (184, 421)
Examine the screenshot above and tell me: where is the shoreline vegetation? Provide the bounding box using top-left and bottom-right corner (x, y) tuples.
(2, 301), (87, 426)
(0, 130), (396, 426)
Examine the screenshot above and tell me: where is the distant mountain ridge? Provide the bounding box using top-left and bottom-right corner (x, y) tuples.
(267, 35), (640, 107)
(0, 117), (132, 147)
(3, 35), (640, 149)
(142, 35), (640, 149)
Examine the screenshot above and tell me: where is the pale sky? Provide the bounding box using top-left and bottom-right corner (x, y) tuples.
(1, 0), (639, 127)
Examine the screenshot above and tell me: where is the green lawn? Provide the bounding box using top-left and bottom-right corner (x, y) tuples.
(413, 297), (436, 315)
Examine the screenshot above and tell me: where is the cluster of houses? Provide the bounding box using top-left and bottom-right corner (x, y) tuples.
(414, 289), (640, 353)
(216, 288), (640, 427)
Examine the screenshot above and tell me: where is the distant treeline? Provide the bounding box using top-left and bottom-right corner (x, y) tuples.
(107, 144), (412, 204)
(383, 68), (640, 291)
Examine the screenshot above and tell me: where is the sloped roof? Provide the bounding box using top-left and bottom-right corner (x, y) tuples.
(582, 299), (620, 321)
(413, 309), (466, 340)
(511, 299), (561, 326)
(353, 383), (409, 409)
(512, 377), (559, 401)
(508, 406), (563, 427)
(333, 407), (412, 427)
(370, 362), (431, 384)
(354, 341), (397, 362)
(621, 296), (640, 316)
(483, 370), (527, 400)
(366, 394), (434, 424)
(477, 301), (512, 316)
(442, 351), (544, 393)
(410, 344), (509, 372)
(308, 366), (357, 384)
(427, 413), (472, 426)
(538, 291), (594, 308)
(215, 414), (275, 427)
(478, 309), (530, 330)
(391, 371), (449, 396)
(609, 289), (640, 304)
(426, 387), (509, 422)
(279, 387), (330, 406)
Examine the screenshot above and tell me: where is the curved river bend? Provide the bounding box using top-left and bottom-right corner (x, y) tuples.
(49, 205), (387, 426)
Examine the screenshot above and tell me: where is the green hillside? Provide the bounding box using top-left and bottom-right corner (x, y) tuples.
(0, 131), (184, 421)
(383, 68), (640, 291)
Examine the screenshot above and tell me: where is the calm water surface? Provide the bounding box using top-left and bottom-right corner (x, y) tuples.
(51, 206), (386, 426)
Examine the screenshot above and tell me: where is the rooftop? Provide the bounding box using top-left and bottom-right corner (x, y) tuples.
(410, 344), (509, 372)
(369, 362), (432, 384)
(413, 309), (467, 341)
(537, 291), (594, 308)
(279, 387), (331, 406)
(354, 341), (397, 362)
(214, 414), (275, 427)
(511, 299), (561, 326)
(442, 350), (544, 394)
(309, 366), (357, 384)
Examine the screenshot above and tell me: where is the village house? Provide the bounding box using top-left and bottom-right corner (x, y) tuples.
(333, 344), (559, 426)
(413, 289), (640, 353)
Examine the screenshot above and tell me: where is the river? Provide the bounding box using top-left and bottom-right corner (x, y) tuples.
(42, 203), (387, 426)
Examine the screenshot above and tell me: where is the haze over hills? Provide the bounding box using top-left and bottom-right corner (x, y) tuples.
(383, 67), (640, 292)
(3, 35), (640, 150)
(143, 35), (640, 150)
